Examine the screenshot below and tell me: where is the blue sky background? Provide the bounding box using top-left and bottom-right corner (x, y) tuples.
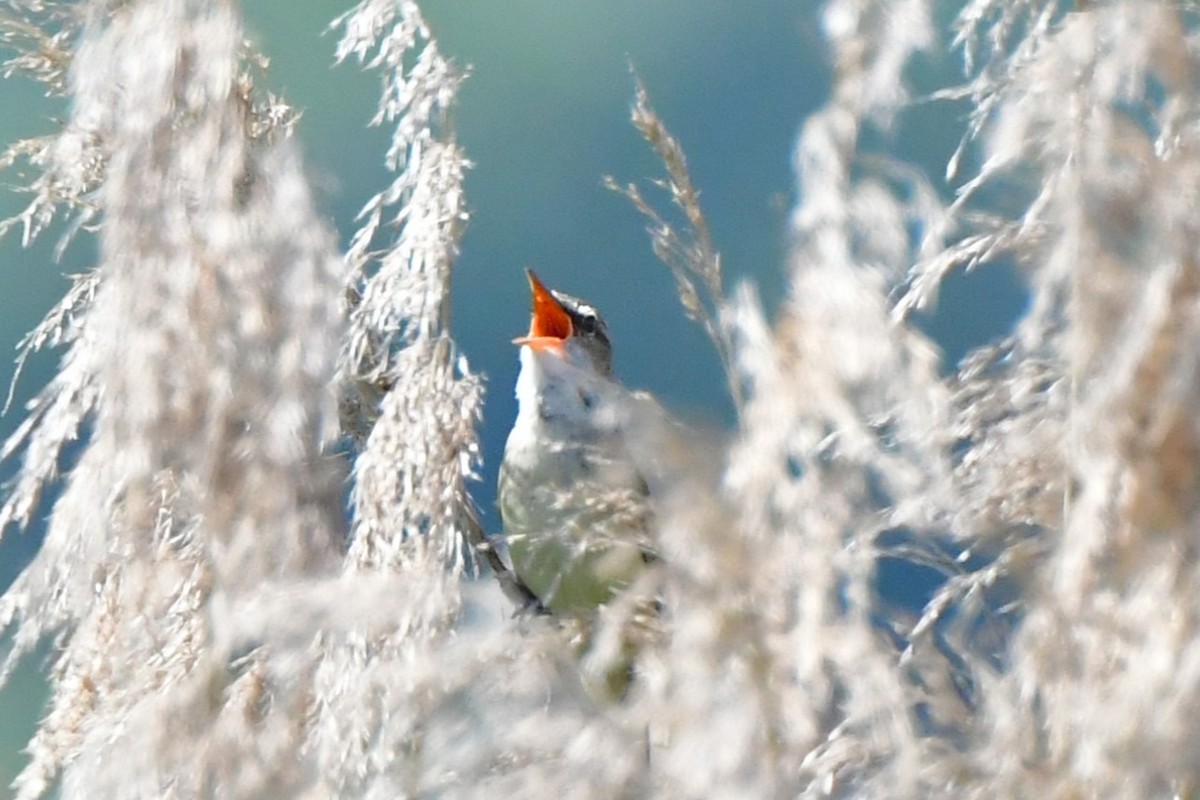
(0, 2), (1025, 789)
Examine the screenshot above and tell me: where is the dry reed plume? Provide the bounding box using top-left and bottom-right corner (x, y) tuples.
(1, 0), (1198, 797)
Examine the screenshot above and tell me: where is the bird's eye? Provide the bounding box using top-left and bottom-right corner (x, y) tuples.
(578, 314), (598, 335)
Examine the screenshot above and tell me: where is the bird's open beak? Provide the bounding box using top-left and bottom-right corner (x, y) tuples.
(513, 269), (572, 352)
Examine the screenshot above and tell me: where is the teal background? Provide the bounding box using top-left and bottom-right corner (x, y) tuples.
(0, 2), (1023, 790)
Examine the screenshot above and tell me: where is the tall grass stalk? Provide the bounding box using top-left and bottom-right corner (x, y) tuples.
(1, 0), (1198, 797)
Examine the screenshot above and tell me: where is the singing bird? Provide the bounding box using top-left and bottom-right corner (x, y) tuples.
(499, 270), (653, 617)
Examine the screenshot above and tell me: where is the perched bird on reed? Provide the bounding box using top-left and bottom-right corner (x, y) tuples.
(498, 269), (654, 618)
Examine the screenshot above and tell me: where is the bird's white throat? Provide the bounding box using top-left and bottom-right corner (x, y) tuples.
(513, 344), (615, 438)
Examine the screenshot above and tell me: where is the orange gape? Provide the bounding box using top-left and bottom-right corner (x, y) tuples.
(513, 269), (573, 350)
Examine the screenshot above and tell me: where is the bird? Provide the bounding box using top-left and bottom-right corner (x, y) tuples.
(498, 269), (654, 618)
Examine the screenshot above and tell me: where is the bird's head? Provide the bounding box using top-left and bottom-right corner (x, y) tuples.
(514, 269), (613, 377)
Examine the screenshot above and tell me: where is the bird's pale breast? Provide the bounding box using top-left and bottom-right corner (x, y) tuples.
(500, 378), (648, 614)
